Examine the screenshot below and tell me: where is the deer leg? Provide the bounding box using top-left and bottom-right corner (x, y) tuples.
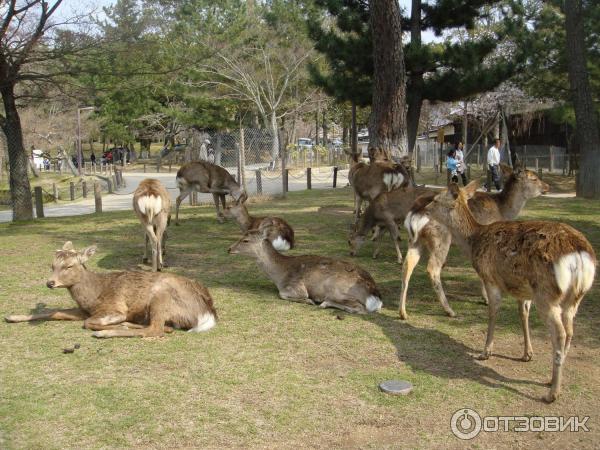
(279, 285), (315, 305)
(354, 195), (363, 224)
(142, 231), (150, 264)
(480, 282), (489, 305)
(220, 194), (226, 209)
(372, 227), (386, 259)
(175, 188), (191, 225)
(143, 223), (160, 272)
(538, 302), (567, 403)
(399, 243), (422, 320)
(385, 217), (403, 264)
(84, 313), (127, 331)
(320, 299), (366, 314)
(427, 254), (456, 318)
(212, 193), (225, 223)
(5, 308), (88, 323)
(155, 215), (168, 270)
(477, 283), (502, 360)
(518, 300), (533, 361)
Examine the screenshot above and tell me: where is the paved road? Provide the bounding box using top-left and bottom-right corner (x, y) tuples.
(0, 167), (349, 222)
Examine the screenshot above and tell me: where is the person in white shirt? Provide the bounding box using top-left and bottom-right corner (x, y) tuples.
(487, 138), (502, 191)
(455, 142), (468, 186)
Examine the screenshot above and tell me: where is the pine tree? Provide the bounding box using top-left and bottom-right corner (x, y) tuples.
(308, 0), (522, 153)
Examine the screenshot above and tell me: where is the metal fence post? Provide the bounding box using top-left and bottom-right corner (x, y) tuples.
(94, 182), (102, 213)
(333, 166), (338, 188)
(284, 169), (289, 193)
(34, 186), (44, 218)
(70, 182), (75, 201)
(82, 181), (88, 198)
(255, 170), (263, 194)
(307, 167), (312, 189)
(53, 183), (58, 202)
(550, 146), (555, 172)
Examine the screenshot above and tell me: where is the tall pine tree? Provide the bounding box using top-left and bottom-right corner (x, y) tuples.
(308, 0), (523, 153)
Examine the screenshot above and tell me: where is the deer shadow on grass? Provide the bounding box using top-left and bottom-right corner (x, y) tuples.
(354, 310), (545, 401)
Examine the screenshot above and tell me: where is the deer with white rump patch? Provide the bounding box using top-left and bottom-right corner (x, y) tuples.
(347, 148), (409, 224)
(175, 160), (247, 225)
(424, 182), (596, 402)
(228, 230), (382, 314)
(400, 164), (549, 319)
(5, 242), (217, 338)
(133, 178), (171, 271)
(223, 198), (295, 251)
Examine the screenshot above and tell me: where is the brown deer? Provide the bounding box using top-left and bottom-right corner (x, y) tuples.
(400, 164), (549, 319)
(133, 178), (171, 272)
(4, 242), (217, 338)
(424, 182), (596, 403)
(348, 184), (435, 263)
(347, 149), (409, 223)
(175, 160), (247, 225)
(223, 199), (295, 251)
(228, 230), (382, 314)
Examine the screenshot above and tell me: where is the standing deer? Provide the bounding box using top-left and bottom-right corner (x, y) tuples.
(223, 199), (295, 251)
(424, 182), (595, 402)
(175, 160), (247, 225)
(348, 184), (435, 263)
(228, 230), (382, 314)
(5, 242), (217, 338)
(133, 178), (171, 272)
(400, 164), (549, 319)
(347, 149), (409, 224)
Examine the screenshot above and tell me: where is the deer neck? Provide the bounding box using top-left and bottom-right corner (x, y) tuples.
(254, 240), (290, 285)
(497, 177), (527, 220)
(357, 208), (376, 236)
(445, 202), (481, 258)
(236, 206), (254, 232)
(67, 268), (104, 313)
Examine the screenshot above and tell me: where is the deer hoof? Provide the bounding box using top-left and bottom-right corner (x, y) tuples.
(521, 352), (533, 362)
(542, 392), (558, 403)
(92, 331), (109, 338)
(399, 311), (408, 320)
(476, 351), (491, 361)
(5, 315), (27, 323)
(446, 310), (457, 318)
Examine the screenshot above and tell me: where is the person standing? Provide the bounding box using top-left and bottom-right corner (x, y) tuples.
(487, 138), (502, 191)
(455, 142), (468, 186)
(446, 149), (459, 184)
(90, 152), (96, 167)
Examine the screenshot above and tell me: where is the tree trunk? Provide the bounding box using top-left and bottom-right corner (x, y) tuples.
(351, 101), (358, 155)
(1, 85), (33, 221)
(406, 0), (423, 154)
(565, 0), (600, 198)
(270, 111), (280, 161)
(369, 0), (408, 159)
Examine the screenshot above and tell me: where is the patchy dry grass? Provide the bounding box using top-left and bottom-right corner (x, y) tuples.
(0, 187), (599, 449)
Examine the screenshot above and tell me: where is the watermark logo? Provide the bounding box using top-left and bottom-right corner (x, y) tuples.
(450, 408), (590, 440)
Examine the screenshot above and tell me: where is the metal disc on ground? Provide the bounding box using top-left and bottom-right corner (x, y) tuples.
(379, 380), (413, 395)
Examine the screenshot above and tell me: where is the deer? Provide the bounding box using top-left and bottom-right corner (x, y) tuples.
(424, 181), (596, 403)
(228, 229), (382, 314)
(348, 184), (435, 264)
(175, 160), (247, 225)
(399, 164), (550, 319)
(223, 198), (295, 251)
(4, 242), (217, 338)
(133, 178), (171, 272)
(347, 148), (410, 224)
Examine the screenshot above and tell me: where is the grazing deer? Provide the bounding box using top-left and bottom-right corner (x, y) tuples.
(347, 149), (409, 224)
(228, 230), (382, 314)
(348, 185), (435, 263)
(133, 179), (171, 272)
(5, 242), (217, 338)
(400, 164), (549, 319)
(223, 199), (295, 251)
(424, 182), (595, 403)
(175, 160), (247, 225)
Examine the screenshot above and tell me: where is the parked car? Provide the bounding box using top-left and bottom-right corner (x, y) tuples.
(31, 149), (45, 169)
(297, 138), (314, 149)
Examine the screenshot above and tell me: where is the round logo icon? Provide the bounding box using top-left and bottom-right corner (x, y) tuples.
(451, 408), (482, 440)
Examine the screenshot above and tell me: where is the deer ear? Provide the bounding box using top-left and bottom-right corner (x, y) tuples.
(78, 245), (97, 263)
(236, 191), (248, 204)
(62, 241), (74, 251)
(499, 163), (512, 177)
(463, 180), (479, 199)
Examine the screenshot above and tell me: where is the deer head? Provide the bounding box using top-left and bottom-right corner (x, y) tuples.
(424, 181), (479, 227)
(227, 230), (266, 256)
(46, 242), (96, 289)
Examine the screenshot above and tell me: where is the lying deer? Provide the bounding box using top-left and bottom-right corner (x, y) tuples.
(348, 184), (434, 263)
(133, 178), (171, 271)
(424, 182), (596, 403)
(175, 160), (247, 225)
(400, 164), (549, 319)
(347, 148), (409, 224)
(5, 242), (217, 338)
(228, 230), (382, 314)
(223, 199), (295, 251)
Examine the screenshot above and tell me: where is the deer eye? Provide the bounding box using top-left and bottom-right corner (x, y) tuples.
(243, 239), (250, 243)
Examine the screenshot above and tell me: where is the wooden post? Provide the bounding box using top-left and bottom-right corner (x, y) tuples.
(416, 145), (421, 173)
(107, 178), (113, 194)
(333, 166), (338, 188)
(549, 146), (555, 172)
(523, 145), (527, 168)
(255, 170), (262, 195)
(94, 182), (102, 213)
(143, 163), (146, 173)
(82, 181), (88, 198)
(284, 169), (289, 193)
(535, 158), (539, 172)
(307, 167), (312, 189)
(112, 175), (118, 190)
(156, 161), (160, 172)
(169, 163), (172, 173)
(34, 186), (44, 218)
(538, 166), (543, 180)
(467, 164), (471, 180)
(70, 182), (75, 201)
(53, 183), (58, 202)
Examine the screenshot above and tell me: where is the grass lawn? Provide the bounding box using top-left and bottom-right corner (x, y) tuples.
(0, 187), (598, 449)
